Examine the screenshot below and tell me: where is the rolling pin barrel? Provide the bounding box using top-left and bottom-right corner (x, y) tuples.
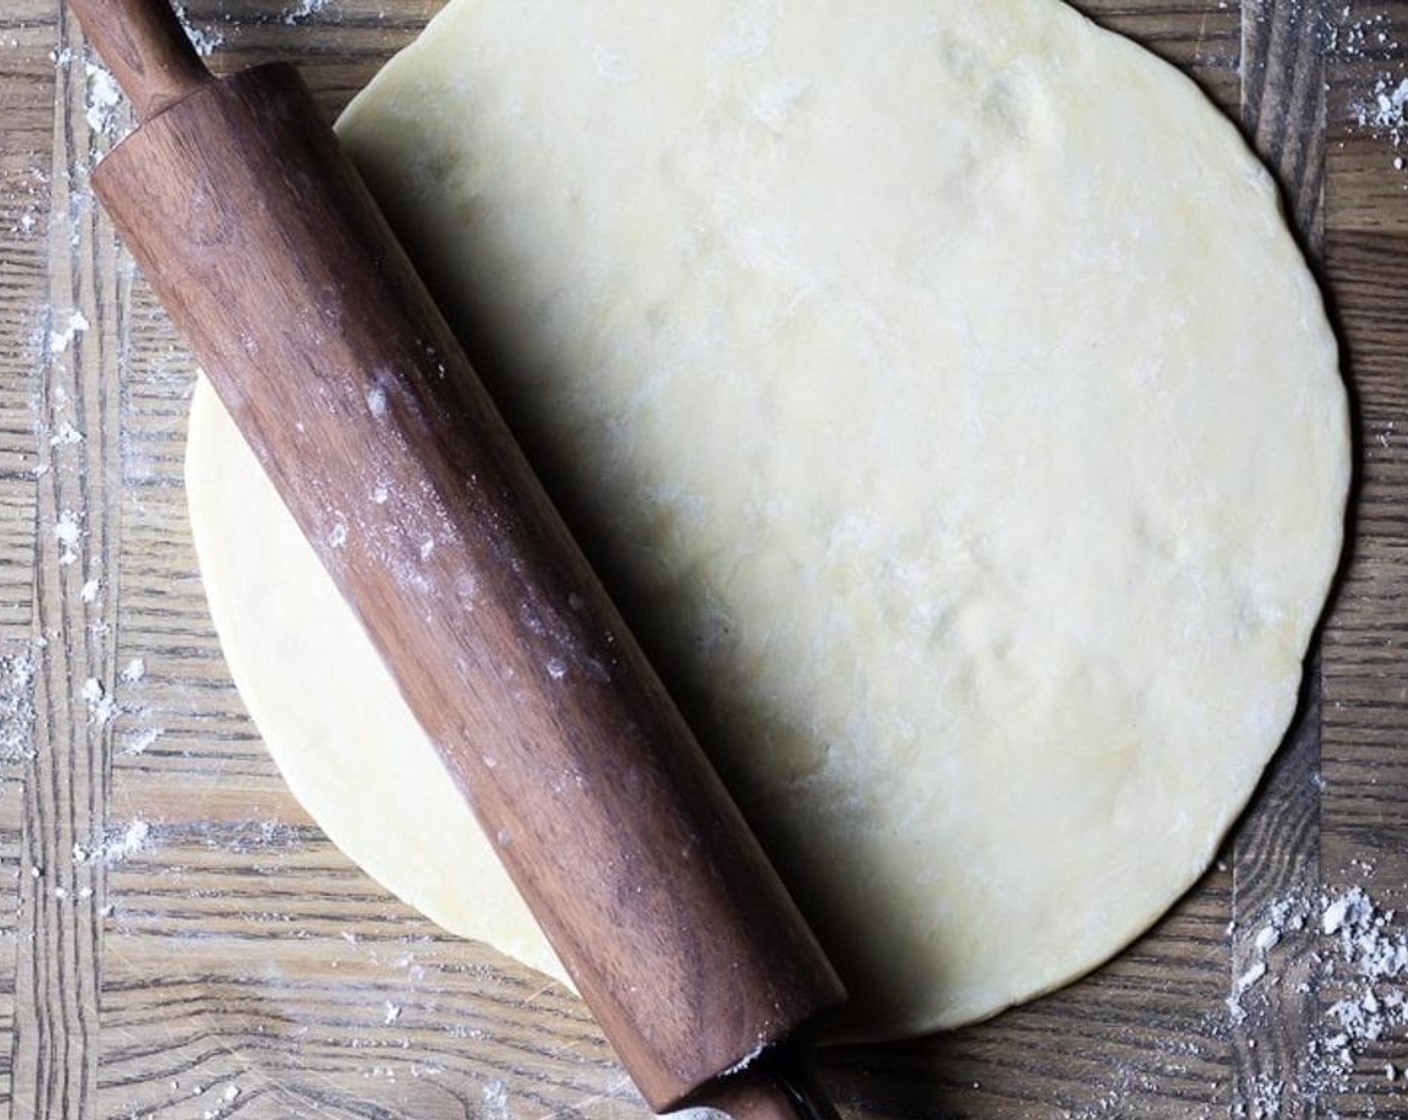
(76, 5), (846, 1115)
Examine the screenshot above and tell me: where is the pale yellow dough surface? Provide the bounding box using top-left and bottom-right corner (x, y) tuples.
(185, 0), (1349, 1037)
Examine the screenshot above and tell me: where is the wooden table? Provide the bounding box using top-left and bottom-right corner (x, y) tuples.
(1, 2), (1405, 1117)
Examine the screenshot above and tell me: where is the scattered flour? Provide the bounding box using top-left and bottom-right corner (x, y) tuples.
(48, 310), (88, 354)
(49, 421), (84, 447)
(0, 650), (37, 761)
(53, 509), (82, 566)
(102, 819), (151, 864)
(84, 61), (124, 141)
(1353, 75), (1408, 150)
(481, 1079), (510, 1120)
(1236, 960), (1268, 998)
(119, 726), (165, 756)
(1322, 893), (1354, 936)
(172, 5), (224, 57)
(1072, 875), (1408, 1119)
(80, 677), (117, 725)
(1336, 6), (1408, 173)
(283, 0), (332, 24)
(1236, 881), (1408, 1116)
(1318, 888), (1408, 1065)
(1326, 7), (1398, 59)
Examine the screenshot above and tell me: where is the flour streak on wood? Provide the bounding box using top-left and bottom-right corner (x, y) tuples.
(0, 1), (1405, 1118)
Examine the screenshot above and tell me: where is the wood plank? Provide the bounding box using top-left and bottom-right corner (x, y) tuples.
(1318, 216), (1408, 1117)
(1225, 4), (1330, 1118)
(9, 6), (126, 1114)
(0, 2), (61, 1111)
(1242, 0), (1330, 246)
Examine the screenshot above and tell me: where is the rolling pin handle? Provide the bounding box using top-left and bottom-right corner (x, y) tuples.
(66, 0), (213, 121)
(705, 1047), (841, 1120)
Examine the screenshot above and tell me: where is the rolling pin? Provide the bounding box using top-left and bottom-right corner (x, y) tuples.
(68, 1), (847, 1117)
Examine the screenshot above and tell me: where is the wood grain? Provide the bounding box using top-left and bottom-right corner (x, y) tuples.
(1, 1), (1405, 1118)
(11, 4), (121, 1115)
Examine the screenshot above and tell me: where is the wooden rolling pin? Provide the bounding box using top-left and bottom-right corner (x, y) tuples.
(69, 2), (848, 1117)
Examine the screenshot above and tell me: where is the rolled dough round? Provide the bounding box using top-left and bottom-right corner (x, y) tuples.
(184, 0), (1349, 1038)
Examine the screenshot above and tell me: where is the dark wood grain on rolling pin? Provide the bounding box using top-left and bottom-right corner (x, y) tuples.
(1, 1), (1405, 1118)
